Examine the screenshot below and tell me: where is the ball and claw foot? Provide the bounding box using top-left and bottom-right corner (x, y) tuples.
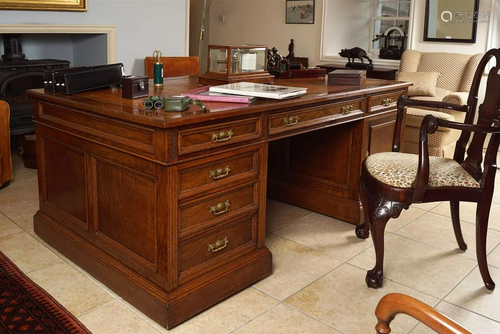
(355, 223), (370, 239)
(485, 281), (495, 291)
(366, 268), (384, 288)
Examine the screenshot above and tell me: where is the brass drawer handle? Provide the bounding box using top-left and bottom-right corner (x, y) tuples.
(382, 98), (394, 106)
(209, 166), (231, 180)
(341, 105), (355, 114)
(209, 200), (230, 216)
(212, 129), (233, 142)
(208, 237), (229, 253)
(282, 116), (299, 127)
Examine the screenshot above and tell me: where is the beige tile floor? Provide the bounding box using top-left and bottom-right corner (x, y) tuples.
(1, 154), (500, 334)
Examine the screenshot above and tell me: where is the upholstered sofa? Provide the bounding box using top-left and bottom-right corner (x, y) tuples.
(0, 100), (13, 188)
(396, 50), (483, 157)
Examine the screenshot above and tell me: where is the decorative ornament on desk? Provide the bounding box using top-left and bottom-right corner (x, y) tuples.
(153, 50), (163, 87)
(338, 47), (373, 70)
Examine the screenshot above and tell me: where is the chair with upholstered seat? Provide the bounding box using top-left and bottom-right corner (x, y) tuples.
(144, 56), (200, 79)
(0, 100), (13, 188)
(355, 48), (500, 290)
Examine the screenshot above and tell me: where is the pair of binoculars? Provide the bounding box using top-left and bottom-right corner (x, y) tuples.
(143, 95), (206, 112)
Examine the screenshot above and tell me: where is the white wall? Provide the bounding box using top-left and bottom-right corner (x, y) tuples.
(208, 0), (499, 69)
(0, 0), (189, 76)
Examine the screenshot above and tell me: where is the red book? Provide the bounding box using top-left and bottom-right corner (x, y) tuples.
(181, 86), (256, 103)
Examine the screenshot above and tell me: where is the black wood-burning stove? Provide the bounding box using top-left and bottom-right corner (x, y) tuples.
(0, 34), (70, 135)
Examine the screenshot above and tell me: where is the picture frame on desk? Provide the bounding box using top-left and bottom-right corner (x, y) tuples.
(286, 0), (314, 24)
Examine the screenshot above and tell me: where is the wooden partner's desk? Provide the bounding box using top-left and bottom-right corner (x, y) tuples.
(27, 77), (410, 329)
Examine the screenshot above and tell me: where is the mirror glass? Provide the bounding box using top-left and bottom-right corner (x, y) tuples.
(424, 0), (479, 43)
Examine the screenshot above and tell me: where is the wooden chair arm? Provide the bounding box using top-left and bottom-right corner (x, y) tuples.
(391, 96), (469, 153)
(375, 293), (472, 334)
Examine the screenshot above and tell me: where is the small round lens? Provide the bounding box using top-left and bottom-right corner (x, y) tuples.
(154, 100), (164, 109)
(144, 100), (154, 109)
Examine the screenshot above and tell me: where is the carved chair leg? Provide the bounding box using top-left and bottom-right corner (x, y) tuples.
(365, 197), (407, 289)
(476, 201), (495, 290)
(450, 201), (467, 251)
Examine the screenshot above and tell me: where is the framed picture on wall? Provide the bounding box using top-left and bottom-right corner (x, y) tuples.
(286, 0), (315, 24)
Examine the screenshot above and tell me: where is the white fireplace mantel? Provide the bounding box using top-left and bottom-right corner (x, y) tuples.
(0, 24), (116, 64)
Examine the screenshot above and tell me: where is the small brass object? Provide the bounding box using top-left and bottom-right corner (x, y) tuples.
(212, 129), (233, 142)
(282, 115), (299, 127)
(208, 237), (229, 253)
(382, 98), (394, 106)
(341, 105), (355, 114)
(209, 166), (231, 180)
(209, 200), (230, 216)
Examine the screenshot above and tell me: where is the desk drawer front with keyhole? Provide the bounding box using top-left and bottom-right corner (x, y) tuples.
(179, 214), (256, 279)
(269, 99), (364, 135)
(178, 117), (262, 155)
(368, 90), (404, 113)
(179, 182), (257, 232)
(178, 148), (260, 200)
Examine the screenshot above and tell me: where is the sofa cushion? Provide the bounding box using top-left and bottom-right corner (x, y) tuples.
(396, 71), (440, 97)
(405, 107), (455, 129)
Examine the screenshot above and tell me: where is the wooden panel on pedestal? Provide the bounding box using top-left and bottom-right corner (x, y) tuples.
(41, 136), (87, 227)
(93, 157), (158, 267)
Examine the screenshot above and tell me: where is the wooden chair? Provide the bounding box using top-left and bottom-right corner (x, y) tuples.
(356, 48), (500, 290)
(375, 293), (472, 334)
(0, 100), (13, 188)
(144, 56), (199, 79)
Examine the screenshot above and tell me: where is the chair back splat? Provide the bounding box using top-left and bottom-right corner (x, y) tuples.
(356, 48), (500, 291)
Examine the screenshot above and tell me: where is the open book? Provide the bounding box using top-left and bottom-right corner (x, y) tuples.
(209, 82), (307, 100)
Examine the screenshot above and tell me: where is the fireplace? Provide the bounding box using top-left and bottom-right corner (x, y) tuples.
(0, 34), (70, 135)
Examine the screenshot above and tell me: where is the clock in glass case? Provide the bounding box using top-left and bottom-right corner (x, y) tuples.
(199, 44), (274, 86)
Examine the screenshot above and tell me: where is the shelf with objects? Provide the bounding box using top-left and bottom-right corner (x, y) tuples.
(267, 39), (326, 79)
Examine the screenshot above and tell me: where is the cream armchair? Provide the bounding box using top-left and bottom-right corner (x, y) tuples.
(396, 50), (483, 157)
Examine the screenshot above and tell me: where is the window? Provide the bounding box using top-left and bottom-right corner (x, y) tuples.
(370, 0), (412, 54)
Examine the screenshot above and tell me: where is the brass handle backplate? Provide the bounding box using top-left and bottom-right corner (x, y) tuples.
(209, 166), (231, 180)
(382, 98), (394, 106)
(212, 129), (233, 142)
(208, 237), (229, 253)
(282, 116), (299, 127)
(209, 200), (230, 216)
(341, 105), (355, 114)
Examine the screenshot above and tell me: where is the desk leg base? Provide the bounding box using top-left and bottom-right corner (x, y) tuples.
(34, 212), (273, 329)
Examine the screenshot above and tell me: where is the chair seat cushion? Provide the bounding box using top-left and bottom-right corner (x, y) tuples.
(365, 152), (480, 188)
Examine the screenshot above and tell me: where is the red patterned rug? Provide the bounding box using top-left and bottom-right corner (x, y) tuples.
(0, 250), (92, 333)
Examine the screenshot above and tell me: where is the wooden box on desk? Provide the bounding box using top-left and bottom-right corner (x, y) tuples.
(328, 69), (366, 86)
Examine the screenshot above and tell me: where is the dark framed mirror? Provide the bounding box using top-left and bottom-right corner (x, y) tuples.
(424, 0), (480, 43)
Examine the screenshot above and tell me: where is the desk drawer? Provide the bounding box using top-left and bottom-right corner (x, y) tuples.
(368, 90), (404, 113)
(179, 182), (257, 232)
(178, 117), (262, 155)
(179, 215), (256, 273)
(269, 99), (364, 135)
(178, 149), (259, 199)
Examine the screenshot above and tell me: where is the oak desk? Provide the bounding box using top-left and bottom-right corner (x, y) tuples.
(28, 77), (409, 329)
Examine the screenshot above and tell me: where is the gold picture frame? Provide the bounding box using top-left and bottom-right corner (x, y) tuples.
(0, 0), (87, 12)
